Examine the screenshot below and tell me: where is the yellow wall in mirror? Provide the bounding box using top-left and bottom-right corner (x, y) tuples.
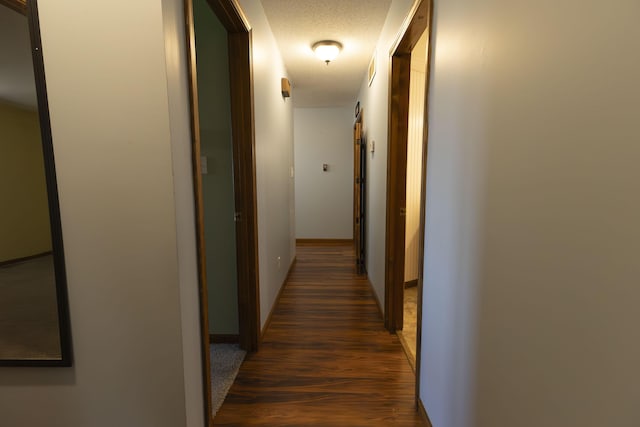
(0, 101), (52, 262)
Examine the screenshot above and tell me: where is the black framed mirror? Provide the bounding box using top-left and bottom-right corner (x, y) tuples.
(0, 0), (72, 366)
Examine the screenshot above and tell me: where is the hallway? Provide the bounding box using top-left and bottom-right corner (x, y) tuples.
(214, 243), (425, 426)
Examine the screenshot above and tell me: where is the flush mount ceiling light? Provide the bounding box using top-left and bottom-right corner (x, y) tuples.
(312, 40), (343, 65)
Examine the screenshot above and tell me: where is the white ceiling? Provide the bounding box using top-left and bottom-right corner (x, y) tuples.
(260, 0), (392, 108)
(1, 1), (393, 110)
(0, 5), (37, 109)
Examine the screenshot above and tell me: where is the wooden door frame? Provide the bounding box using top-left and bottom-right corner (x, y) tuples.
(383, 0), (433, 412)
(184, 0), (260, 423)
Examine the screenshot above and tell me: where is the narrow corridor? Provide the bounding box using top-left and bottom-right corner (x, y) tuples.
(214, 243), (425, 426)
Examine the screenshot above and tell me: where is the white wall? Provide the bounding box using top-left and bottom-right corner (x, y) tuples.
(237, 0), (295, 329)
(420, 1), (640, 426)
(0, 1), (204, 426)
(294, 107), (353, 240)
(355, 0), (415, 306)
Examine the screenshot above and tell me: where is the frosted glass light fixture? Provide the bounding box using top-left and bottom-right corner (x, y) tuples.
(312, 40), (343, 65)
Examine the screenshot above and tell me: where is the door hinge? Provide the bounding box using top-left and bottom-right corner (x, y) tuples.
(400, 207), (406, 217)
(234, 212), (242, 222)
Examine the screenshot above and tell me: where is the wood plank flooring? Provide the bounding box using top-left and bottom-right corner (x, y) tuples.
(214, 243), (425, 426)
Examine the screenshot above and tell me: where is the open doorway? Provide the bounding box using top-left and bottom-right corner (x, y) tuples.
(184, 0), (260, 424)
(192, 0), (239, 348)
(384, 0), (432, 389)
(396, 29), (429, 368)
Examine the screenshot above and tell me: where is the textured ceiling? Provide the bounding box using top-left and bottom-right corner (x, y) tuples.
(1, 1), (393, 110)
(260, 0), (392, 108)
(0, 5), (36, 109)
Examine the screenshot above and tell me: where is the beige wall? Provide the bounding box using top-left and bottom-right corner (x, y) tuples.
(0, 102), (52, 262)
(0, 0), (204, 426)
(420, 0), (640, 426)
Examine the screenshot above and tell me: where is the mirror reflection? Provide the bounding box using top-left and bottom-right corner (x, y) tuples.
(0, 1), (63, 362)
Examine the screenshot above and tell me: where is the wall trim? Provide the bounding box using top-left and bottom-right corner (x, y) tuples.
(261, 257), (296, 339)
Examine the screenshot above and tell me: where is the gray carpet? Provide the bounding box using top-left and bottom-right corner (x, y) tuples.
(211, 343), (246, 416)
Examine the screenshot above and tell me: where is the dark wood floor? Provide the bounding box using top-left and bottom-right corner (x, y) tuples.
(214, 243), (425, 426)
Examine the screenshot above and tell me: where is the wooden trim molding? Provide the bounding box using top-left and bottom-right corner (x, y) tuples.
(0, 0), (26, 15)
(206, 0), (250, 33)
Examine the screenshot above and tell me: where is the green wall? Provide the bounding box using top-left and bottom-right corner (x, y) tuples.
(0, 102), (52, 262)
(193, 0), (239, 335)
